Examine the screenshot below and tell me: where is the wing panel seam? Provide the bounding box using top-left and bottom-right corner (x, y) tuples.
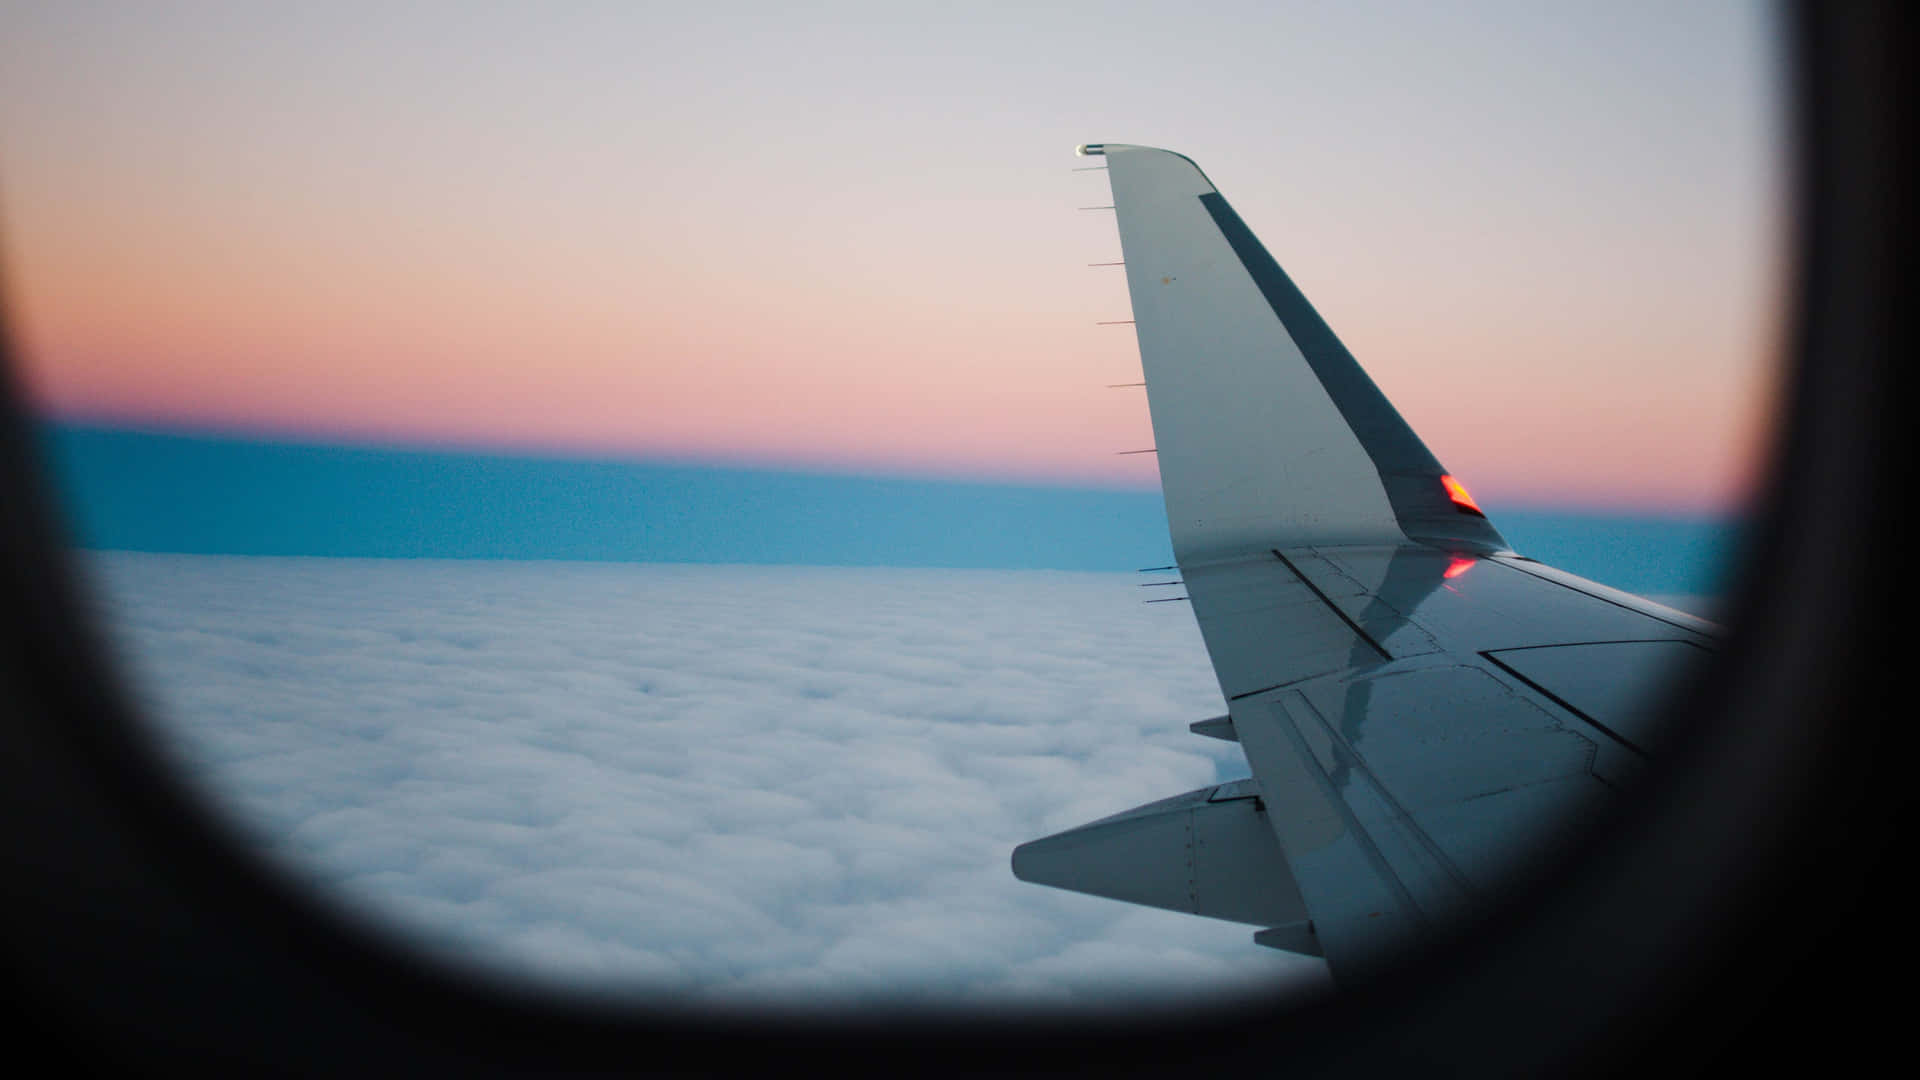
(1291, 690), (1477, 902)
(1263, 691), (1431, 930)
(1270, 549), (1391, 662)
(1479, 651), (1651, 759)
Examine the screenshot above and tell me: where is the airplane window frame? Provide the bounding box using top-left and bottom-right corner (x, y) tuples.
(0, 2), (1905, 1072)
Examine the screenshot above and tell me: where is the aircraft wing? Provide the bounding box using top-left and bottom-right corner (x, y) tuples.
(1013, 145), (1719, 973)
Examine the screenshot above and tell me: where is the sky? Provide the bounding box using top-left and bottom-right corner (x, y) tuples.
(3, 3), (1768, 1008)
(1, 1), (1782, 512)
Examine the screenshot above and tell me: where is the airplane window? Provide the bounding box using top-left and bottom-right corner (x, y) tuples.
(0, 2), (1781, 1011)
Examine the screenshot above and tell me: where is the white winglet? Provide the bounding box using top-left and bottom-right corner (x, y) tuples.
(1091, 144), (1509, 564)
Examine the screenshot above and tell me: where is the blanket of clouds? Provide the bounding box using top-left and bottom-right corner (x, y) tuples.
(79, 552), (1349, 1012)
(78, 552), (1715, 1014)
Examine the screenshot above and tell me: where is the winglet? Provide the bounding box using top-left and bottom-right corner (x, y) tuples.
(1087, 144), (1510, 560)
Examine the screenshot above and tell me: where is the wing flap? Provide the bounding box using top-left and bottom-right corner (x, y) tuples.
(1232, 669), (1611, 968)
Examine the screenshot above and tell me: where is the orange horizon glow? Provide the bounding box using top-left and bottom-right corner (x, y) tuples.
(6, 178), (1780, 510)
(1, 4), (1780, 515)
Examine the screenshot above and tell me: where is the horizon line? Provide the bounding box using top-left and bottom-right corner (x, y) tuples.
(40, 413), (1751, 519)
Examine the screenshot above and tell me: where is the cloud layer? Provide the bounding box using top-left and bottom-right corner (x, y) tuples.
(79, 552), (1328, 1011)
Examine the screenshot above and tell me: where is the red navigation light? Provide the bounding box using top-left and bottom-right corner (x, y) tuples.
(1440, 474), (1484, 516)
(1443, 556), (1476, 580)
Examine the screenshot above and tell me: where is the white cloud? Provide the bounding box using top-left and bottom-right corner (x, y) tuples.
(78, 553), (1322, 1011)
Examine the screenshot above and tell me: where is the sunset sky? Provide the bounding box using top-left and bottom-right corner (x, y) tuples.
(2, 2), (1781, 512)
(6, 5), (1772, 1002)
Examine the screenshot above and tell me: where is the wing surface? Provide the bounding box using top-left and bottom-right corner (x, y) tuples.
(1013, 145), (1720, 974)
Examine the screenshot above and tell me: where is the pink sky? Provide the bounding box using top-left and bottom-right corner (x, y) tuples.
(1, 3), (1781, 512)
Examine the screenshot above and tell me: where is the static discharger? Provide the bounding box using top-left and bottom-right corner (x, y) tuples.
(1116, 448), (1157, 455)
